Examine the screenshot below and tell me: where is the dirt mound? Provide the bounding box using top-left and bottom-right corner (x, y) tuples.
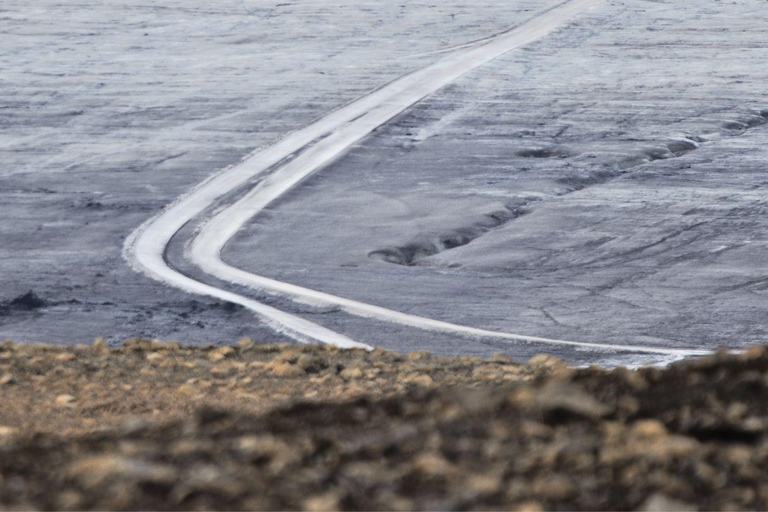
(1, 291), (47, 315)
(2, 341), (768, 510)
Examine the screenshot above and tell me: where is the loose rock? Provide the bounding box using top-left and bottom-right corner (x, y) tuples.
(54, 394), (77, 408)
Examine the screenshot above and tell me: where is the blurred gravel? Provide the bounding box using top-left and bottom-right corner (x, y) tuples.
(3, 342), (768, 510)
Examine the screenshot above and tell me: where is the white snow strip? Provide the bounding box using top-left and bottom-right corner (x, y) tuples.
(125, 0), (708, 358)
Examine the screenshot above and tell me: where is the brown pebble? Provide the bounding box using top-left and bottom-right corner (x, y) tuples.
(527, 354), (567, 372)
(413, 452), (452, 477)
(237, 337), (255, 351)
(54, 394), (77, 408)
(302, 491), (342, 512)
(296, 354), (326, 374)
(57, 490), (85, 511)
(92, 338), (110, 355)
(631, 419), (669, 438)
(513, 501), (544, 512)
(0, 426), (19, 437)
(407, 350), (431, 361)
(406, 374), (435, 387)
(340, 367), (364, 380)
(638, 493), (696, 511)
(67, 455), (177, 489)
(269, 362), (306, 377)
(491, 353), (514, 363)
(209, 346), (236, 362)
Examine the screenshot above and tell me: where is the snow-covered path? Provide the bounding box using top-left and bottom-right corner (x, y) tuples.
(124, 0), (707, 359)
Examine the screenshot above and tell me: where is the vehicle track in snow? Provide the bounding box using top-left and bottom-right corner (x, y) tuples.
(124, 0), (708, 361)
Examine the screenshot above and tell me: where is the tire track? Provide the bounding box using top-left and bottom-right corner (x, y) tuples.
(124, 0), (708, 359)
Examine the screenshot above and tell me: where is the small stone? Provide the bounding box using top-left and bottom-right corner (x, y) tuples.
(296, 354), (327, 374)
(237, 337), (255, 351)
(119, 418), (151, 436)
(532, 474), (574, 500)
(272, 351), (300, 364)
(310, 373), (340, 385)
(210, 363), (237, 378)
(251, 343), (282, 354)
(169, 439), (215, 457)
(725, 445), (752, 466)
(233, 391), (260, 400)
(166, 341), (183, 351)
(26, 356), (44, 368)
(407, 350), (431, 361)
(473, 366), (503, 382)
(269, 361), (306, 377)
(177, 378), (214, 396)
(413, 452), (452, 477)
(149, 339), (170, 350)
(694, 462), (722, 488)
(68, 455), (177, 489)
(631, 419), (669, 438)
(177, 465), (246, 499)
(535, 383), (611, 421)
(209, 346), (236, 362)
(466, 474), (502, 496)
(638, 493), (696, 511)
(340, 367), (364, 380)
(743, 345), (767, 361)
(92, 337), (110, 354)
(55, 394), (77, 408)
(528, 354), (567, 372)
(502, 365), (525, 376)
(57, 490), (85, 510)
(603, 434), (698, 465)
(726, 402), (749, 422)
(302, 491), (342, 512)
(406, 374), (435, 387)
(123, 338), (152, 351)
(0, 373), (15, 386)
(741, 416), (764, 433)
(513, 501), (544, 512)
(0, 426), (19, 437)
(491, 353), (514, 363)
(519, 420), (554, 439)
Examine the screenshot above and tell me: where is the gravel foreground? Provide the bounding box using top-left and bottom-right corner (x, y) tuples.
(2, 341), (768, 510)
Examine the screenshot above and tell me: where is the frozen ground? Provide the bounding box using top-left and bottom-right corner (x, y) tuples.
(222, 0), (768, 363)
(0, 0), (543, 346)
(2, 0), (766, 364)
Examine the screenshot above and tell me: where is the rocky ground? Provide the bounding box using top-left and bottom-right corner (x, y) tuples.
(3, 341), (768, 510)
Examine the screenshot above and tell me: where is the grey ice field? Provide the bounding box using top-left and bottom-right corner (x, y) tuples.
(2, 0), (766, 366)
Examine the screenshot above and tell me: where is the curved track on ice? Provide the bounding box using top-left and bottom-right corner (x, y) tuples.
(124, 0), (707, 359)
